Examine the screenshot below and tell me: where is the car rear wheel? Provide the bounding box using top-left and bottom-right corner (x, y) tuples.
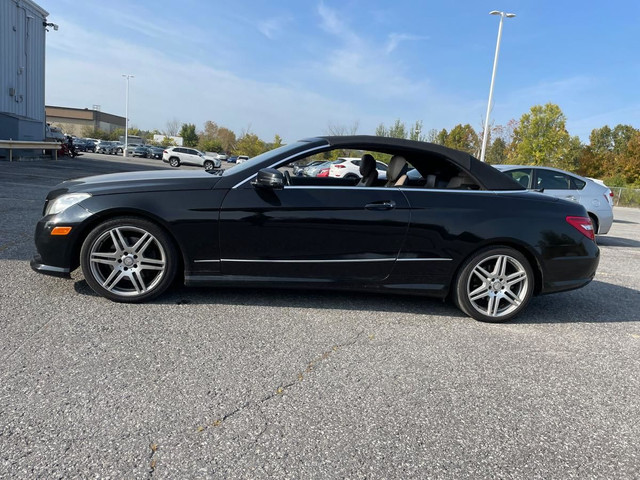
(204, 160), (214, 171)
(588, 213), (599, 234)
(454, 246), (533, 323)
(80, 217), (177, 303)
(169, 157), (180, 167)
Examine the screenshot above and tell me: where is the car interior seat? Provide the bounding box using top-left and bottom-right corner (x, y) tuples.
(357, 154), (378, 186)
(385, 155), (409, 187)
(446, 173), (477, 189)
(518, 174), (530, 188)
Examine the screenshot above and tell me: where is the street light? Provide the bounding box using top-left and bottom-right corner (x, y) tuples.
(479, 11), (515, 162)
(122, 74), (134, 157)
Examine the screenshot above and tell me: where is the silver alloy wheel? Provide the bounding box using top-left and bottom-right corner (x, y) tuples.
(204, 160), (213, 171)
(466, 254), (529, 318)
(169, 157), (179, 167)
(88, 226), (166, 297)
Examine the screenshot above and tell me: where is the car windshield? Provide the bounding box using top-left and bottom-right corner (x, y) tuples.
(224, 141), (311, 176)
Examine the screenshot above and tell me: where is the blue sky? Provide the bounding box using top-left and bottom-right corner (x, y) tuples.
(43, 0), (640, 142)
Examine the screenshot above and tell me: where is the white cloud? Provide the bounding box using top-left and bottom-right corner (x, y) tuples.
(258, 16), (292, 39)
(384, 33), (429, 54)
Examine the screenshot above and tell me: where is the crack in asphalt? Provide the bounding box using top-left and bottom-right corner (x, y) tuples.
(195, 330), (366, 434)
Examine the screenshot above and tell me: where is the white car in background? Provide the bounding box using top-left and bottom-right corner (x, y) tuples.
(162, 147), (221, 171)
(328, 157), (388, 180)
(494, 165), (614, 234)
(236, 155), (250, 165)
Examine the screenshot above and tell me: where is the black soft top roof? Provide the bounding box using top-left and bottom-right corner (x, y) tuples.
(307, 135), (523, 191)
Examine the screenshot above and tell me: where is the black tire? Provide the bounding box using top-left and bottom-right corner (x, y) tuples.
(454, 246), (534, 323)
(204, 160), (214, 171)
(344, 173), (359, 180)
(80, 217), (178, 303)
(169, 157), (180, 167)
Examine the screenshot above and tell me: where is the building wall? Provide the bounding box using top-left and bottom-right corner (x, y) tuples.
(46, 106), (126, 136)
(0, 0), (48, 140)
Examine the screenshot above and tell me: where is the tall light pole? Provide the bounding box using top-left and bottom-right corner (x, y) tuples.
(479, 11), (515, 162)
(122, 74), (134, 157)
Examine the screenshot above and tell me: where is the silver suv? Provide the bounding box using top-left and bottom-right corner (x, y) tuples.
(162, 147), (221, 171)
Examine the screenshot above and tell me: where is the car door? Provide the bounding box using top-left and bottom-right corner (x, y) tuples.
(218, 183), (410, 282)
(182, 149), (203, 166)
(534, 168), (581, 203)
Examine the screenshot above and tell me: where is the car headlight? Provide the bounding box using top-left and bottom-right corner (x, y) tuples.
(45, 193), (92, 216)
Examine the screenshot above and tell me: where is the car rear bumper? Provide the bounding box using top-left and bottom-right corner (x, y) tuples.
(540, 243), (600, 294)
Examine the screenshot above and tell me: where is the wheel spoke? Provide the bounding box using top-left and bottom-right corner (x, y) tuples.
(506, 271), (526, 287)
(110, 228), (129, 252)
(90, 252), (118, 266)
(472, 265), (491, 282)
(488, 295), (501, 316)
(131, 271), (145, 293)
(491, 255), (505, 276)
(131, 232), (151, 254)
(103, 270), (125, 291)
(139, 258), (165, 271)
(469, 284), (490, 301)
(503, 289), (522, 306)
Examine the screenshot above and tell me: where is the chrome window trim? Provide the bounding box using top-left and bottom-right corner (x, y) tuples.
(193, 259), (221, 263)
(231, 145), (329, 189)
(396, 258), (452, 262)
(220, 257), (452, 263)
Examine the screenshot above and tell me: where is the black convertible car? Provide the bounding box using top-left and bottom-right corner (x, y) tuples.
(31, 136), (599, 322)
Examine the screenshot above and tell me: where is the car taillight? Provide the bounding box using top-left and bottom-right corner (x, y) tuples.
(317, 168), (329, 177)
(566, 216), (595, 241)
(334, 165), (345, 168)
(163, 150), (167, 154)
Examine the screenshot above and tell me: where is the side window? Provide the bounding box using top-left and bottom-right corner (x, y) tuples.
(376, 161), (388, 172)
(187, 149), (198, 156)
(503, 168), (532, 189)
(536, 169), (571, 190)
(571, 177), (586, 190)
(174, 148), (184, 154)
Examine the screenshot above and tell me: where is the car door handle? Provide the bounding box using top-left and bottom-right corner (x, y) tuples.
(365, 201), (396, 211)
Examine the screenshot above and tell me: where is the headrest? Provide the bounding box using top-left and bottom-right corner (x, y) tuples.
(387, 155), (408, 182)
(360, 154), (376, 177)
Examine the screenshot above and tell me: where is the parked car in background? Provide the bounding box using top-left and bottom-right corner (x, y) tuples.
(329, 157), (388, 181)
(236, 155), (250, 165)
(112, 142), (124, 155)
(147, 146), (165, 160)
(95, 141), (115, 155)
(294, 160), (323, 176)
(304, 161), (335, 177)
(216, 153), (228, 162)
(494, 165), (614, 234)
(162, 147), (220, 171)
(124, 144), (141, 156)
(133, 146), (150, 158)
(227, 156), (238, 163)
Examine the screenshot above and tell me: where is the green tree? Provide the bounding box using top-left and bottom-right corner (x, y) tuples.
(409, 120), (426, 141)
(198, 138), (223, 153)
(508, 103), (573, 168)
(203, 120), (219, 139)
(161, 136), (176, 147)
(486, 138), (507, 165)
(589, 126), (613, 154)
(234, 133), (266, 157)
(271, 134), (284, 149)
(444, 124), (479, 155)
(435, 128), (448, 145)
(179, 123), (198, 147)
(217, 127), (237, 153)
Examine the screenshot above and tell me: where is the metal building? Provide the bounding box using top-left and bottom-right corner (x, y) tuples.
(0, 0), (50, 141)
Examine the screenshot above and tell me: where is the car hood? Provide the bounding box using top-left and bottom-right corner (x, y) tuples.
(47, 169), (221, 199)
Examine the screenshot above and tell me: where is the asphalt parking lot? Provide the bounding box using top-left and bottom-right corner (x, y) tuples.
(1, 154), (639, 479)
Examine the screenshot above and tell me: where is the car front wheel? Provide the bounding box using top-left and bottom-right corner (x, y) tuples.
(80, 217), (177, 302)
(169, 157), (180, 167)
(204, 160), (214, 171)
(454, 246), (534, 323)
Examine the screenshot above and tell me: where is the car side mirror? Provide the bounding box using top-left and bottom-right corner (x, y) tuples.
(253, 168), (284, 189)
